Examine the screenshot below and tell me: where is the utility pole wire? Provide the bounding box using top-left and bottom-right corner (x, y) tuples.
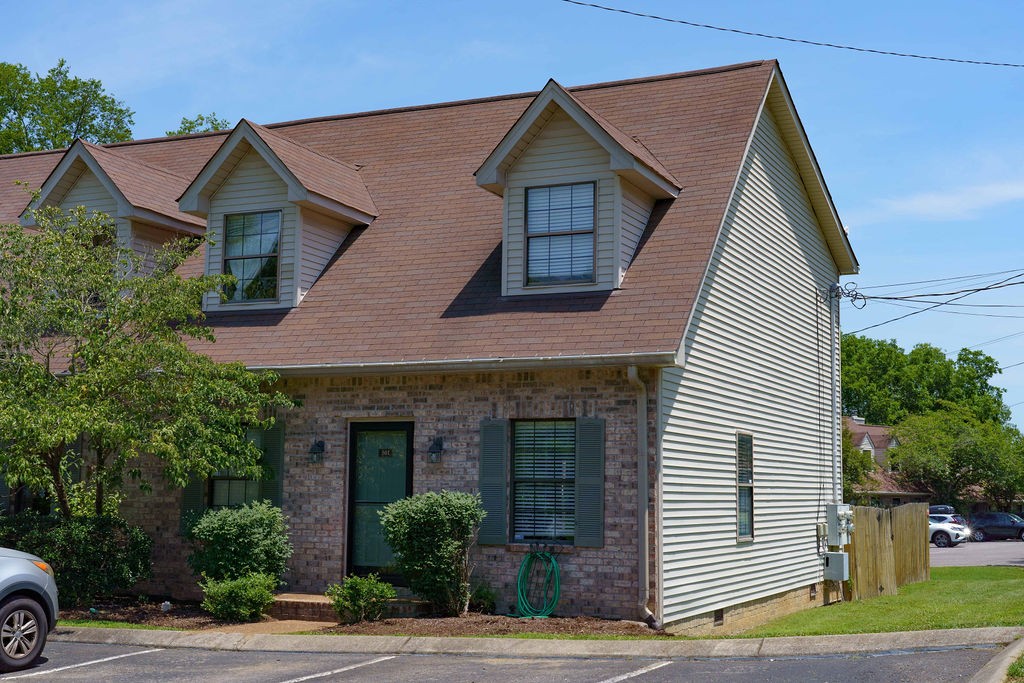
(559, 0), (1024, 68)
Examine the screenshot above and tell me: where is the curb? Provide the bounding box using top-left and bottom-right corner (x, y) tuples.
(970, 635), (1024, 683)
(51, 625), (1024, 661)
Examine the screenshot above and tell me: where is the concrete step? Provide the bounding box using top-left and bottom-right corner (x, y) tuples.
(270, 591), (430, 622)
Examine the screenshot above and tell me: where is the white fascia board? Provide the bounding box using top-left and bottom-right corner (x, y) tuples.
(179, 121), (303, 216)
(297, 192), (376, 226)
(22, 142), (130, 224)
(766, 68), (858, 275)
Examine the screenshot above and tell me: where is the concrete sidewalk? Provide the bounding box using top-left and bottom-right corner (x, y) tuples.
(51, 623), (1024, 682)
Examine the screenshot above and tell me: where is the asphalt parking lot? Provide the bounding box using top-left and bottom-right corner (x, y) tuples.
(3, 641), (999, 683)
(930, 537), (1024, 567)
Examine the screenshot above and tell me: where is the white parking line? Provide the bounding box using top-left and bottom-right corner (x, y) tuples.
(275, 655), (397, 683)
(1, 648), (164, 679)
(595, 660), (672, 683)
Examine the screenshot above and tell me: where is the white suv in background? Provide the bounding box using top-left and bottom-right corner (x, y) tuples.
(929, 514), (970, 548)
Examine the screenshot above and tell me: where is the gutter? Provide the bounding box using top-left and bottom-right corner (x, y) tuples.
(249, 352), (676, 377)
(627, 366), (659, 628)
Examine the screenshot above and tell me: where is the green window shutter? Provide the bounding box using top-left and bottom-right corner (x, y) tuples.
(574, 417), (605, 548)
(478, 418), (510, 545)
(259, 422), (285, 508)
(180, 476), (206, 535)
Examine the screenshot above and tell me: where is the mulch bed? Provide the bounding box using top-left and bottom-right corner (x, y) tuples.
(60, 598), (669, 637)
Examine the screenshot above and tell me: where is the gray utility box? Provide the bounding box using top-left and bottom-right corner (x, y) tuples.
(824, 551), (849, 581)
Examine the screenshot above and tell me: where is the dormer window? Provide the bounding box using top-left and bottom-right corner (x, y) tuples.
(224, 211), (280, 302)
(526, 183), (595, 286)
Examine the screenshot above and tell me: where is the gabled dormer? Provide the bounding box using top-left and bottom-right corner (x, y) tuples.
(178, 120), (377, 311)
(476, 80), (681, 296)
(21, 140), (204, 270)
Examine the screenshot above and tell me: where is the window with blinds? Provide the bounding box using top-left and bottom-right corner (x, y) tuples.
(737, 433), (754, 539)
(525, 183), (595, 285)
(512, 420), (576, 542)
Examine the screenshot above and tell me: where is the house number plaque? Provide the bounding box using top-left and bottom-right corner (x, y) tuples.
(378, 448), (393, 458)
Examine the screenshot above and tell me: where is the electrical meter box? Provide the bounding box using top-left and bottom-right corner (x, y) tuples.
(824, 551), (849, 581)
(826, 503), (854, 546)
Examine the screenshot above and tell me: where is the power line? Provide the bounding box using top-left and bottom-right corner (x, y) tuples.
(860, 299), (1024, 320)
(853, 269), (1024, 291)
(559, 0), (1024, 68)
(848, 271), (1024, 334)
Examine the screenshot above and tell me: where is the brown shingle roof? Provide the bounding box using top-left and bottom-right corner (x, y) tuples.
(0, 61), (836, 371)
(845, 417), (896, 451)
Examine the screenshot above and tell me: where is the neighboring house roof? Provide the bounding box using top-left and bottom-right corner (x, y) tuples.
(845, 416), (896, 451)
(0, 60), (858, 373)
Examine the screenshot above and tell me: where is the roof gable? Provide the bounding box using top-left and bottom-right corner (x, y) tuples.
(21, 140), (203, 233)
(178, 120), (377, 224)
(475, 79), (681, 199)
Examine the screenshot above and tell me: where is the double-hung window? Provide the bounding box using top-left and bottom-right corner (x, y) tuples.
(478, 417), (605, 547)
(736, 433), (754, 540)
(223, 211), (280, 302)
(512, 420), (576, 542)
(525, 183), (595, 285)
(208, 431), (264, 509)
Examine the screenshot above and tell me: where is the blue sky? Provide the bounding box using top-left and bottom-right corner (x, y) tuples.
(5, 0), (1024, 425)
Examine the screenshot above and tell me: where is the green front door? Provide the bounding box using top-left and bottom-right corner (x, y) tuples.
(348, 422), (413, 577)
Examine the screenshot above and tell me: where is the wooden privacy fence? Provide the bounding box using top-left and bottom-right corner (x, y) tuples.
(846, 503), (929, 601)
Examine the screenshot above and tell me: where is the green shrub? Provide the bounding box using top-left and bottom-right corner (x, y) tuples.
(325, 573), (396, 623)
(379, 490), (485, 616)
(0, 512), (152, 606)
(200, 573), (276, 622)
(469, 582), (497, 614)
(187, 501), (292, 582)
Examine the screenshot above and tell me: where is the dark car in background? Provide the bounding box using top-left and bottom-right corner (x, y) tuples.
(969, 512), (1024, 542)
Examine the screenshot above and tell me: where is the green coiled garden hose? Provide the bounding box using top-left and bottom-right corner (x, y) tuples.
(516, 550), (560, 618)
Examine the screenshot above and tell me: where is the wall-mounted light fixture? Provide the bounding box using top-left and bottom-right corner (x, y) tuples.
(428, 436), (445, 463)
(308, 439), (325, 464)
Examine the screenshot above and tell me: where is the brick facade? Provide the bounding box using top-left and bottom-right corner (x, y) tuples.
(124, 366), (658, 620)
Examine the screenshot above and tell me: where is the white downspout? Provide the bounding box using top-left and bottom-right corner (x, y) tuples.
(627, 366), (658, 627)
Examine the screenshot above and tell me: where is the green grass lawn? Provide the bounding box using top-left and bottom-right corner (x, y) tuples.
(57, 619), (176, 630)
(742, 566), (1024, 638)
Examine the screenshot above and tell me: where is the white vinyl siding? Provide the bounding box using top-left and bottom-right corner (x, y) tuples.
(504, 109), (616, 295)
(58, 167), (117, 218)
(204, 150), (297, 311)
(298, 208), (352, 300)
(619, 179), (654, 285)
(659, 106), (840, 626)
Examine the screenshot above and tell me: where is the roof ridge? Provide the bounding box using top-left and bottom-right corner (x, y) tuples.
(0, 61), (772, 156)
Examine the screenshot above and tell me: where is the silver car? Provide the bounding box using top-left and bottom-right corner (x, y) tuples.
(0, 547), (58, 672)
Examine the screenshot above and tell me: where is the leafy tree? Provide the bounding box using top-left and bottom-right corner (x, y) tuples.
(0, 59), (134, 153)
(0, 204), (292, 516)
(841, 425), (875, 503)
(165, 112), (230, 137)
(888, 403), (1012, 509)
(841, 334), (1009, 425)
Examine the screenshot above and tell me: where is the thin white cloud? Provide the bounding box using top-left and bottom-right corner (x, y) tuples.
(848, 178), (1024, 227)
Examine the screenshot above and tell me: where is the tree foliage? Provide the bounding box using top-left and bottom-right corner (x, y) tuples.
(165, 112), (230, 137)
(0, 205), (292, 516)
(0, 59), (134, 153)
(889, 403), (1019, 509)
(841, 334), (1009, 425)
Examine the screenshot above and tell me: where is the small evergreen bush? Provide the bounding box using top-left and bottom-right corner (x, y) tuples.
(0, 512), (151, 606)
(187, 501), (292, 582)
(469, 582), (498, 614)
(379, 490), (485, 616)
(200, 573), (276, 622)
(325, 573), (396, 623)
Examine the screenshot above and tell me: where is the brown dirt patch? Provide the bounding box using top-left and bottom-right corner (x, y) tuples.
(61, 599), (669, 638)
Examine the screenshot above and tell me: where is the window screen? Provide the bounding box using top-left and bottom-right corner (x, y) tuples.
(512, 420), (576, 542)
(525, 183), (594, 285)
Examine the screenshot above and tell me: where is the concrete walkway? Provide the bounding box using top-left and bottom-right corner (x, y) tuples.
(51, 624), (1024, 683)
